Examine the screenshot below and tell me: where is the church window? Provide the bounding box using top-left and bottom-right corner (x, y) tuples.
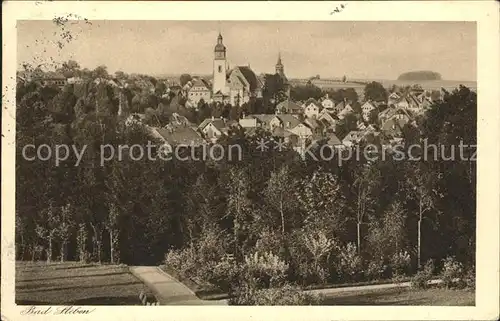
(218, 66), (222, 73)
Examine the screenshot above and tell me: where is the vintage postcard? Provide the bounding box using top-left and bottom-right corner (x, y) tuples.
(2, 1), (499, 320)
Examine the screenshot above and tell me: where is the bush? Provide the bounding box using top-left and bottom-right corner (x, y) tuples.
(243, 251), (289, 289)
(32, 245), (44, 261)
(164, 247), (197, 277)
(288, 230), (335, 285)
(411, 259), (435, 289)
(464, 265), (475, 290)
(441, 256), (464, 288)
(164, 229), (229, 285)
(208, 255), (241, 293)
(337, 243), (363, 282)
(196, 229), (227, 263)
(195, 260), (219, 286)
(390, 250), (411, 278)
(290, 258), (323, 286)
(254, 229), (283, 256)
(229, 284), (323, 305)
(364, 257), (389, 281)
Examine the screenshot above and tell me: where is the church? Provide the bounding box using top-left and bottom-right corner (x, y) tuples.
(210, 32), (288, 107)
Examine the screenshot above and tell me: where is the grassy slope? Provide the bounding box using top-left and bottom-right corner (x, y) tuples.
(321, 287), (475, 306)
(16, 261), (151, 305)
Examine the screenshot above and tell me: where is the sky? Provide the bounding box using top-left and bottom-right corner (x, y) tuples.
(17, 20), (476, 81)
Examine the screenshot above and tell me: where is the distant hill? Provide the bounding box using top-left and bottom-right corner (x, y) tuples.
(398, 71), (442, 81)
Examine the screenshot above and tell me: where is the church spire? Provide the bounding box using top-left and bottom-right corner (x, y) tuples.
(275, 52), (284, 76)
(214, 29), (226, 59)
(217, 21), (223, 44)
(275, 52), (288, 87)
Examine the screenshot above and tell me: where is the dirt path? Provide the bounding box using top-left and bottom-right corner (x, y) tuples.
(306, 279), (443, 296)
(131, 265), (443, 305)
(129, 266), (227, 305)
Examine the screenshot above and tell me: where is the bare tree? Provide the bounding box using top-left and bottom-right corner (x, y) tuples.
(353, 165), (379, 255)
(90, 221), (104, 264)
(105, 203), (120, 264)
(58, 203), (75, 262)
(35, 203), (58, 262)
(226, 168), (251, 258)
(406, 163), (435, 268)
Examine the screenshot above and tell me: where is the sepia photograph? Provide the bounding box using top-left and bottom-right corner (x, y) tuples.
(2, 1), (499, 320)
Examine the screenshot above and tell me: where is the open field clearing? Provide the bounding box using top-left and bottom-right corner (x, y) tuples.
(16, 261), (149, 305)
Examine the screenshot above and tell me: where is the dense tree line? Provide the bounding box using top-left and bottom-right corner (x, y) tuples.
(16, 65), (475, 293)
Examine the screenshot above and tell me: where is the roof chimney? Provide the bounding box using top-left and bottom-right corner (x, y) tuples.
(211, 116), (215, 121)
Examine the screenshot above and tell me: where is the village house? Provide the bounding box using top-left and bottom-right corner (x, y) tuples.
(169, 112), (191, 127)
(198, 117), (229, 142)
(393, 93), (421, 114)
(342, 130), (365, 147)
(357, 120), (367, 131)
(321, 94), (335, 111)
(67, 76), (85, 85)
(334, 100), (351, 114)
(337, 103), (355, 120)
(325, 132), (342, 147)
(274, 114), (302, 131)
(317, 108), (337, 128)
(154, 125), (206, 147)
(271, 127), (299, 146)
(415, 92), (434, 112)
(183, 80), (193, 92)
(310, 132), (342, 149)
(302, 98), (322, 119)
(187, 78), (212, 105)
(381, 117), (408, 138)
(304, 118), (324, 136)
(364, 124), (378, 134)
(288, 122), (313, 139)
(244, 113), (314, 142)
(276, 100), (303, 115)
(125, 113), (146, 127)
(147, 124), (206, 158)
(249, 114), (276, 130)
(238, 115), (258, 128)
(361, 100), (377, 122)
(378, 106), (412, 127)
(34, 72), (67, 88)
(387, 92), (401, 106)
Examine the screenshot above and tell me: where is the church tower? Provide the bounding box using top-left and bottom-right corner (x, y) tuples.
(213, 32), (227, 94)
(275, 52), (285, 78)
(275, 52), (290, 98)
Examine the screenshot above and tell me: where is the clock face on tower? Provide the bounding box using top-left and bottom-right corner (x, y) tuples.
(215, 51), (225, 60)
